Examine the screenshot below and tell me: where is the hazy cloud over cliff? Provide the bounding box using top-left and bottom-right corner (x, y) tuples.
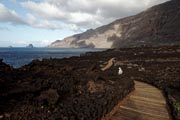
(0, 0), (169, 31)
(22, 0), (169, 30)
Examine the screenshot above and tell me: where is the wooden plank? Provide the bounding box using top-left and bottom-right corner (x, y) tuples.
(132, 92), (164, 100)
(126, 99), (166, 107)
(129, 95), (166, 104)
(119, 106), (169, 117)
(108, 81), (171, 120)
(111, 109), (170, 120)
(119, 106), (169, 118)
(122, 100), (169, 114)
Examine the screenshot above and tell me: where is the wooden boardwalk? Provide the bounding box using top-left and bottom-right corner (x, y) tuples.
(109, 81), (171, 120)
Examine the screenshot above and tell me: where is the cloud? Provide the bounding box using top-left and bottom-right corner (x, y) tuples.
(0, 3), (25, 25)
(65, 24), (83, 32)
(0, 26), (10, 31)
(0, 0), (170, 31)
(25, 13), (82, 31)
(21, 1), (67, 20)
(9, 0), (17, 4)
(39, 39), (55, 46)
(20, 0), (169, 30)
(26, 13), (62, 30)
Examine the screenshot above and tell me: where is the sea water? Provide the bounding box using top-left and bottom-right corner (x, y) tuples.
(0, 48), (105, 68)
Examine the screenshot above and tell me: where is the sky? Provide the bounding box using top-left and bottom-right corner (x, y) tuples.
(0, 0), (169, 47)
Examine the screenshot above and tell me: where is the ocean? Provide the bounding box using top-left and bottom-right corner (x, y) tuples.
(0, 48), (105, 68)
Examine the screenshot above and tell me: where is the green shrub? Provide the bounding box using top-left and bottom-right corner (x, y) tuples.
(173, 102), (180, 111)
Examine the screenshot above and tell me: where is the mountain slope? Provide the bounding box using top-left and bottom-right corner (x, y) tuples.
(49, 0), (180, 48)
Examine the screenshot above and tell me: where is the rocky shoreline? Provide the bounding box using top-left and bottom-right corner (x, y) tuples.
(0, 45), (180, 120)
(0, 54), (134, 119)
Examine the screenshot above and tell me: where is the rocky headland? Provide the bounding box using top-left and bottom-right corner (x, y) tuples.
(26, 44), (34, 48)
(49, 0), (180, 48)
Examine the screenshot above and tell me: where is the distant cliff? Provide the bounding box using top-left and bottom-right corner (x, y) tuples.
(49, 0), (180, 48)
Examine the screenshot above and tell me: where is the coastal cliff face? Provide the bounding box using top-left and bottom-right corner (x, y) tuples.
(49, 0), (180, 48)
